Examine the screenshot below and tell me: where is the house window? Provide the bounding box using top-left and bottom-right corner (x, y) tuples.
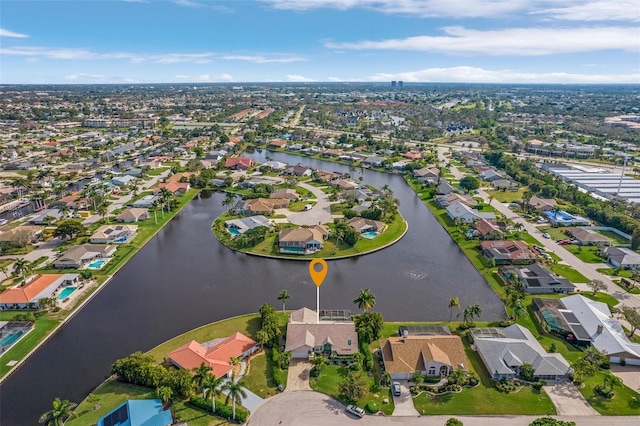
(428, 367), (436, 376)
(348, 340), (352, 345)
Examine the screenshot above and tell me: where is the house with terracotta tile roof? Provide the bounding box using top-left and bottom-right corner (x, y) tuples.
(568, 227), (611, 246)
(473, 218), (505, 240)
(0, 274), (79, 309)
(404, 151), (422, 160)
(225, 157), (253, 170)
(115, 208), (150, 223)
(268, 139), (288, 149)
(168, 332), (257, 378)
(89, 224), (137, 244)
(153, 181), (190, 195)
(380, 335), (468, 380)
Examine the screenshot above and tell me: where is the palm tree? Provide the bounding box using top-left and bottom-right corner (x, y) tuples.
(463, 304), (482, 327)
(448, 297), (460, 322)
(38, 397), (77, 425)
(13, 258), (31, 279)
(229, 356), (241, 378)
(277, 289), (291, 313)
(96, 202), (109, 223)
(222, 192), (236, 213)
(202, 374), (224, 414)
(353, 288), (376, 312)
(512, 299), (527, 320)
(192, 362), (213, 395)
(155, 385), (173, 409)
(58, 205), (71, 219)
(221, 380), (247, 421)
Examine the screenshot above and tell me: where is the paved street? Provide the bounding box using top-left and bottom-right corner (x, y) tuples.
(287, 182), (332, 226)
(248, 390), (640, 426)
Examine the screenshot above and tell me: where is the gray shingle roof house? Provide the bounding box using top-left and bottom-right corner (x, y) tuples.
(446, 202), (495, 224)
(285, 307), (358, 359)
(603, 247), (640, 269)
(224, 215), (270, 235)
(54, 244), (116, 269)
(569, 228), (611, 246)
(472, 324), (572, 380)
(560, 295), (640, 366)
(502, 264), (576, 294)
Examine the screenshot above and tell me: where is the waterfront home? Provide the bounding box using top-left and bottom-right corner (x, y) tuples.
(535, 295), (640, 366)
(380, 334), (467, 380)
(0, 274), (80, 309)
(268, 139), (288, 149)
(603, 246), (640, 270)
(282, 164), (312, 177)
(473, 218), (505, 240)
(225, 157), (253, 170)
(568, 227), (611, 246)
(437, 180), (458, 195)
(233, 198), (289, 216)
(260, 160), (288, 171)
(97, 399), (172, 426)
(413, 167), (440, 184)
(131, 195), (158, 209)
(278, 226), (327, 254)
(471, 324), (571, 381)
(89, 224), (137, 244)
(435, 193), (478, 208)
(54, 244), (116, 269)
(168, 332), (257, 378)
(361, 156), (386, 167)
(153, 181), (190, 195)
(348, 217), (385, 234)
(500, 264), (576, 294)
(285, 307), (358, 359)
(479, 240), (536, 265)
(446, 201), (495, 224)
(115, 208), (149, 223)
(224, 215), (270, 235)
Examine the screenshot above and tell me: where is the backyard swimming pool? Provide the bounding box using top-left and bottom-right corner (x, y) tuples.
(57, 287), (78, 300)
(0, 331), (23, 348)
(87, 259), (107, 270)
(227, 228), (241, 236)
(361, 231), (379, 239)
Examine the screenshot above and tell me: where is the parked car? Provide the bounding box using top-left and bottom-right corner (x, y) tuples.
(393, 381), (401, 396)
(0, 218), (7, 226)
(542, 233), (551, 239)
(345, 404), (365, 418)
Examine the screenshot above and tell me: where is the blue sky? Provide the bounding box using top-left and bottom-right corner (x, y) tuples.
(1, 0), (639, 84)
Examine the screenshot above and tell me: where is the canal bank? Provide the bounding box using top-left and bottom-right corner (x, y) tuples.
(0, 158), (505, 425)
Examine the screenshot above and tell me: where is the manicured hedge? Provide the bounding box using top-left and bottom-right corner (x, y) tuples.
(188, 395), (248, 422)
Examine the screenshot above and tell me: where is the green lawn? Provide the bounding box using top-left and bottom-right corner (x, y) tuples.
(0, 316), (59, 378)
(595, 230), (631, 246)
(579, 371), (640, 415)
(563, 245), (606, 264)
(412, 335), (556, 416)
(486, 188), (527, 203)
(597, 268), (634, 279)
(145, 167), (170, 176)
(549, 264), (589, 283)
(67, 379), (235, 426)
(310, 365), (394, 415)
(239, 353), (280, 398)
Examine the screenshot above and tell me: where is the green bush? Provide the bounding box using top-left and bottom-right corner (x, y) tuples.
(188, 395), (248, 422)
(365, 400), (379, 413)
(594, 385), (614, 399)
(493, 379), (520, 393)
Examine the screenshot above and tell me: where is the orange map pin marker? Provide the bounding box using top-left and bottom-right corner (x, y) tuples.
(309, 259), (328, 287)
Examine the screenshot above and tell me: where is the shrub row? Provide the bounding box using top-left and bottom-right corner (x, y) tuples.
(189, 395), (248, 422)
(268, 349), (285, 387)
(493, 380), (520, 394)
(411, 384), (462, 394)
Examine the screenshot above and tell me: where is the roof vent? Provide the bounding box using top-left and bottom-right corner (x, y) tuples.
(596, 325), (603, 334)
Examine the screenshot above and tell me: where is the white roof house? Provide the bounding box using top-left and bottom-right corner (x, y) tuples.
(473, 324), (572, 380)
(224, 215), (270, 234)
(446, 201), (495, 223)
(561, 294), (640, 366)
(603, 247), (640, 269)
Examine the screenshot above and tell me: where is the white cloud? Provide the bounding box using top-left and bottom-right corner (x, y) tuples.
(262, 0), (531, 18)
(286, 74), (317, 82)
(533, 1), (640, 22)
(327, 76), (344, 81)
(1, 46), (216, 63)
(0, 28), (30, 38)
(172, 0), (205, 8)
(65, 73), (105, 81)
(219, 55), (306, 63)
(364, 65), (640, 84)
(325, 26), (640, 55)
(174, 73), (235, 82)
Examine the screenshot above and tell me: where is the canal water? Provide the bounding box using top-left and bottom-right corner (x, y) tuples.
(0, 152), (505, 424)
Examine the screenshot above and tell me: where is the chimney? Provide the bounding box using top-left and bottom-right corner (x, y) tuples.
(596, 325), (603, 334)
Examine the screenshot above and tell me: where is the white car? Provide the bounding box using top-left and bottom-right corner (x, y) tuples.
(542, 233), (551, 239)
(345, 404), (365, 418)
(0, 219), (7, 226)
(393, 381), (401, 396)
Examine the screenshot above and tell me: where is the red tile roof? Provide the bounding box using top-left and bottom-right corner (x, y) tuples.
(225, 157), (253, 169)
(168, 332), (256, 377)
(0, 274), (63, 304)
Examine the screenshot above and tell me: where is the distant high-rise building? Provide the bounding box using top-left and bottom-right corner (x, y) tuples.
(398, 81), (404, 88)
(391, 81), (397, 88)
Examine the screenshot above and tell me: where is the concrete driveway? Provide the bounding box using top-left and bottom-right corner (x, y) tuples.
(543, 382), (599, 416)
(287, 182), (332, 226)
(391, 381), (419, 416)
(286, 359), (312, 391)
(611, 364), (640, 393)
